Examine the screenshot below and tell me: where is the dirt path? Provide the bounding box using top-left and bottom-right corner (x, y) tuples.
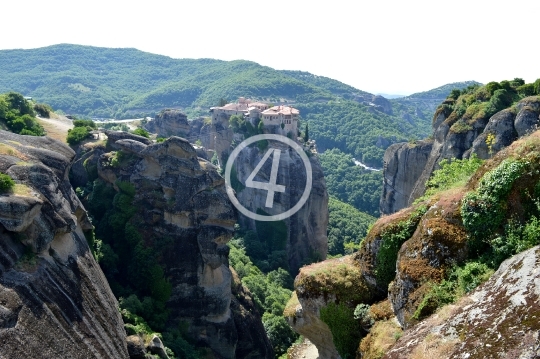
(288, 339), (319, 359)
(37, 116), (73, 143)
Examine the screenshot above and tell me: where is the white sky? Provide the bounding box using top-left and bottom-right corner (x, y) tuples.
(1, 0), (538, 95)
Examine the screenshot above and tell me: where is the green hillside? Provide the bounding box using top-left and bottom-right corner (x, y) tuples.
(0, 44), (478, 169)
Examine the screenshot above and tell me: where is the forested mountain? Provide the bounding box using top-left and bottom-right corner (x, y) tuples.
(0, 44), (476, 169)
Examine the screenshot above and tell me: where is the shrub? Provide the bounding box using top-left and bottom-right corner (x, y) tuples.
(424, 154), (483, 197)
(0, 173), (15, 192)
(132, 128), (150, 138)
(320, 302), (362, 359)
(375, 205), (427, 289)
(33, 103), (53, 118)
(66, 126), (90, 145)
(73, 119), (97, 129)
(450, 119), (472, 133)
(461, 158), (526, 239)
(490, 215), (540, 268)
(413, 261), (492, 320)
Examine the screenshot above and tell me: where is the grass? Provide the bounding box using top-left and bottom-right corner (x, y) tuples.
(359, 318), (403, 359)
(11, 184), (33, 197)
(283, 291), (300, 318)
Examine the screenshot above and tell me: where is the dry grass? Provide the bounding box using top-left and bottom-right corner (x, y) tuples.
(283, 291), (300, 318)
(0, 143), (27, 160)
(409, 333), (459, 359)
(36, 116), (73, 143)
(11, 184), (33, 197)
(359, 318), (402, 359)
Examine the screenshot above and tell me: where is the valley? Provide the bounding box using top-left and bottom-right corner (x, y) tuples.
(0, 44), (539, 359)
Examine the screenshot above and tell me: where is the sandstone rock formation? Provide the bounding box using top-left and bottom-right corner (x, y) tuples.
(92, 133), (273, 358)
(379, 141), (432, 215)
(0, 130), (129, 358)
(233, 142), (329, 273)
(380, 96), (540, 215)
(144, 109), (190, 138)
(385, 245), (540, 358)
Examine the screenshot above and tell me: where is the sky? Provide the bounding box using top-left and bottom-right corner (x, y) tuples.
(1, 0), (538, 95)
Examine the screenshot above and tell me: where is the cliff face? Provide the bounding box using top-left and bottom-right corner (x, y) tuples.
(380, 96), (540, 215)
(144, 109), (190, 138)
(92, 132), (273, 358)
(0, 130), (128, 358)
(233, 143), (329, 273)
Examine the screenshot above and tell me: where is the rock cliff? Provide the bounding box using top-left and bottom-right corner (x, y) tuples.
(287, 123), (540, 359)
(380, 96), (540, 215)
(87, 132), (273, 358)
(144, 109), (190, 138)
(385, 245), (540, 359)
(0, 130), (129, 358)
(233, 142), (329, 273)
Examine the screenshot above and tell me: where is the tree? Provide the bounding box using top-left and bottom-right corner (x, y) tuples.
(218, 98), (228, 106)
(303, 123), (309, 142)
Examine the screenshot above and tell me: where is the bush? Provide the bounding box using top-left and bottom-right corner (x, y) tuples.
(66, 126), (90, 145)
(73, 119), (97, 129)
(0, 173), (15, 192)
(424, 154), (483, 198)
(132, 128), (150, 138)
(461, 159), (526, 239)
(413, 261), (492, 321)
(375, 205), (427, 289)
(33, 103), (53, 118)
(320, 302), (362, 359)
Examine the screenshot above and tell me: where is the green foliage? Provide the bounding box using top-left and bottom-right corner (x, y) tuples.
(0, 172), (15, 192)
(375, 206), (428, 289)
(0, 92), (44, 136)
(489, 215), (540, 268)
(320, 302), (362, 359)
(303, 123), (309, 142)
(423, 154), (483, 198)
(320, 148), (382, 216)
(132, 127), (150, 138)
(228, 240), (298, 357)
(66, 126), (91, 145)
(33, 103), (53, 118)
(101, 122), (129, 132)
(73, 119), (97, 129)
(263, 313), (298, 356)
(461, 158), (526, 240)
(353, 303), (374, 330)
(413, 261), (493, 321)
(328, 197), (375, 256)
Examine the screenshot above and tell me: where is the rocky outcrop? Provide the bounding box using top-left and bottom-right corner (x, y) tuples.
(285, 256), (379, 359)
(95, 133), (272, 358)
(385, 245), (540, 359)
(380, 96), (540, 215)
(379, 141), (432, 215)
(388, 194), (468, 327)
(371, 95), (393, 115)
(233, 142), (329, 273)
(144, 109), (190, 138)
(0, 130), (129, 358)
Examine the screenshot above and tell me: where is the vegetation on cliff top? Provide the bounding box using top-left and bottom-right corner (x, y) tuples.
(0, 92), (44, 136)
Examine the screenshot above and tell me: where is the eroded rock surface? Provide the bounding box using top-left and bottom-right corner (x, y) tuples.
(0, 130), (128, 358)
(144, 109), (190, 138)
(95, 134), (273, 358)
(385, 245), (540, 359)
(381, 97), (540, 215)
